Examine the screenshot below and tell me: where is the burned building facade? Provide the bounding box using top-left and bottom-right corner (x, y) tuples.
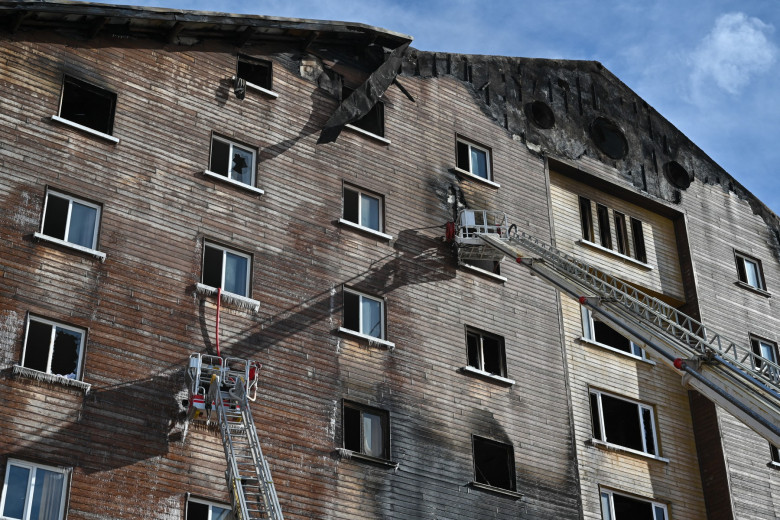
(0, 2), (779, 519)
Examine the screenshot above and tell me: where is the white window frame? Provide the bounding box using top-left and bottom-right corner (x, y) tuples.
(186, 496), (232, 520)
(342, 400), (391, 461)
(34, 189), (104, 259)
(21, 315), (86, 380)
(590, 389), (661, 459)
(457, 138), (492, 180)
(205, 135), (262, 194)
(52, 75), (118, 143)
(581, 307), (647, 360)
(0, 459), (69, 520)
(338, 185), (392, 240)
(600, 488), (668, 520)
(465, 327), (507, 377)
(340, 288), (386, 340)
(202, 242), (252, 299)
(235, 55), (279, 98)
(735, 251), (767, 292)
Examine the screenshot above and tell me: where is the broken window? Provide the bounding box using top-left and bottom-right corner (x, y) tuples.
(579, 196), (594, 242)
(735, 251), (766, 291)
(630, 217), (647, 263)
(342, 288), (385, 340)
(237, 55), (273, 91)
(472, 436), (516, 491)
(597, 204), (612, 249)
(456, 137), (492, 180)
(750, 335), (778, 371)
(209, 135), (256, 187)
(22, 316), (85, 380)
(581, 307), (644, 358)
(600, 489), (667, 520)
(40, 189), (101, 250)
(343, 185), (382, 232)
(614, 211), (628, 255)
(58, 75), (116, 135)
(343, 86), (385, 138)
(0, 459), (69, 520)
(202, 242), (251, 297)
(186, 497), (232, 520)
(590, 389), (658, 457)
(343, 401), (389, 460)
(466, 327), (507, 377)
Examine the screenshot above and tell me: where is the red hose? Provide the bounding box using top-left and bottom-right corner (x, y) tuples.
(215, 287), (221, 358)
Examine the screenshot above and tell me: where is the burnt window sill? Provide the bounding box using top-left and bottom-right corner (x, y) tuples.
(577, 239), (654, 270)
(337, 327), (395, 350)
(590, 438), (669, 463)
(13, 365), (91, 393)
(452, 167), (500, 188)
(203, 170), (265, 196)
(195, 283), (260, 312)
(51, 115), (119, 143)
(460, 366), (515, 386)
(232, 76), (279, 98)
(468, 481), (523, 499)
(336, 448), (398, 469)
(735, 281), (771, 297)
(337, 219), (393, 241)
(578, 338), (656, 366)
(33, 232), (106, 262)
(460, 262), (507, 282)
(344, 124), (391, 145)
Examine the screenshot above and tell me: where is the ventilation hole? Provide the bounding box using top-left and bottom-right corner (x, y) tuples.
(590, 117), (628, 160)
(664, 161), (692, 190)
(525, 101), (555, 129)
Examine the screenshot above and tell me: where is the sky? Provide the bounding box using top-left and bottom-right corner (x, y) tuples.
(99, 0), (780, 215)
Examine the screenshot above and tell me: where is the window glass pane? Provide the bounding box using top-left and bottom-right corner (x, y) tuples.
(360, 194), (379, 231)
(653, 505), (667, 520)
(42, 195), (69, 240)
(744, 259), (761, 288)
(600, 492), (612, 520)
(186, 501), (209, 520)
(203, 246), (224, 289)
(223, 252), (248, 296)
(24, 321), (53, 373)
(759, 341), (776, 363)
(343, 406), (360, 452)
(362, 411), (385, 458)
(29, 468), (64, 520)
(361, 297), (382, 338)
(210, 139), (230, 176)
(230, 146), (253, 185)
(470, 148), (488, 178)
(51, 327), (82, 378)
(343, 189), (359, 224)
(212, 505), (232, 520)
(2, 464), (30, 519)
(343, 292), (360, 332)
(67, 201), (97, 248)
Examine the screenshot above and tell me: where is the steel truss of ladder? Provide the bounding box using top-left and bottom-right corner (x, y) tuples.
(188, 354), (284, 520)
(478, 229), (780, 446)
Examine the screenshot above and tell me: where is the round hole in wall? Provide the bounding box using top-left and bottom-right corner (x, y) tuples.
(525, 101), (555, 129)
(664, 161), (692, 190)
(590, 117), (628, 160)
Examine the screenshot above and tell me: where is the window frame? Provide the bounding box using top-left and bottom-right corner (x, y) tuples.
(21, 314), (87, 381)
(455, 136), (495, 184)
(339, 184), (391, 240)
(342, 400), (391, 462)
(600, 488), (668, 520)
(579, 196), (594, 242)
(749, 334), (778, 371)
(53, 75), (118, 142)
(185, 495), (233, 520)
(771, 444), (780, 466)
(630, 217), (647, 263)
(204, 134), (263, 195)
(471, 435), (517, 493)
(581, 306), (647, 361)
(596, 203), (612, 249)
(590, 388), (662, 459)
(0, 459), (69, 520)
(201, 241), (253, 299)
(38, 188), (102, 252)
(735, 250), (768, 293)
(340, 288), (386, 341)
(465, 326), (508, 378)
(614, 211), (629, 255)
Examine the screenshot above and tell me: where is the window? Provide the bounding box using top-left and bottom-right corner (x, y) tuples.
(21, 316), (85, 380)
(237, 55), (272, 91)
(456, 137), (492, 181)
(186, 497), (232, 520)
(771, 444), (780, 465)
(614, 212), (628, 255)
(208, 135), (257, 188)
(466, 327), (507, 377)
(600, 489), (668, 520)
(202, 242), (251, 298)
(38, 190), (101, 251)
(581, 307), (645, 358)
(343, 86), (384, 138)
(472, 436), (516, 491)
(342, 289), (385, 340)
(57, 75), (116, 135)
(597, 204), (612, 249)
(343, 186), (382, 232)
(0, 459), (68, 520)
(750, 335), (778, 370)
(343, 401), (390, 460)
(735, 251), (766, 291)
(630, 217), (647, 263)
(579, 197), (594, 242)
(590, 389), (659, 457)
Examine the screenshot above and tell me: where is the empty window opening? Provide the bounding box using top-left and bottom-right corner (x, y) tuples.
(464, 259), (501, 276)
(600, 489), (667, 520)
(579, 196), (594, 242)
(343, 289), (385, 339)
(1, 459), (69, 520)
(614, 212), (628, 255)
(597, 204), (612, 249)
(59, 76), (116, 135)
(630, 217), (647, 263)
(590, 390), (658, 456)
(582, 307), (644, 358)
(735, 251), (766, 291)
(456, 137), (492, 180)
(343, 186), (382, 232)
(22, 316), (85, 380)
(343, 401), (389, 459)
(237, 55), (272, 90)
(186, 497), (232, 520)
(750, 335), (778, 370)
(466, 327), (507, 377)
(40, 190), (101, 250)
(343, 86), (385, 137)
(771, 444), (780, 465)
(209, 135), (256, 187)
(472, 436), (516, 491)
(202, 242), (251, 297)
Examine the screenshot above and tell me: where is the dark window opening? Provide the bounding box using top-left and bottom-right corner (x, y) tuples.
(771, 444), (780, 464)
(630, 218), (646, 263)
(736, 252), (766, 291)
(614, 212), (628, 255)
(186, 499), (231, 520)
(593, 321), (632, 353)
(187, 502), (209, 520)
(59, 76), (116, 135)
(343, 291), (360, 333)
(343, 87), (384, 137)
(579, 197), (593, 242)
(612, 493), (655, 520)
(343, 401), (389, 459)
(466, 328), (506, 377)
(472, 436), (516, 491)
(237, 56), (272, 90)
(466, 259), (501, 276)
(591, 391), (657, 456)
(42, 195), (69, 240)
(23, 318), (83, 378)
(597, 204), (612, 249)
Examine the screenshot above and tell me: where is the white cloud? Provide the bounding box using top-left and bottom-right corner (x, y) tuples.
(690, 12), (776, 99)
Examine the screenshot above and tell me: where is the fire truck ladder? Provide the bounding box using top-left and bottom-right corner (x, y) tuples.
(477, 228), (780, 446)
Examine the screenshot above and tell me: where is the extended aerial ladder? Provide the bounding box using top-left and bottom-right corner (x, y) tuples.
(452, 209), (780, 446)
(187, 354), (284, 520)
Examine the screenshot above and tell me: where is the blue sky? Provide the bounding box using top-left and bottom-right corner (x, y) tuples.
(101, 0), (780, 215)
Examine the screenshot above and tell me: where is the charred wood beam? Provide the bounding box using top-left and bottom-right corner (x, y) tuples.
(10, 12), (30, 33)
(88, 16), (108, 39)
(166, 21), (185, 44)
(393, 78), (415, 102)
